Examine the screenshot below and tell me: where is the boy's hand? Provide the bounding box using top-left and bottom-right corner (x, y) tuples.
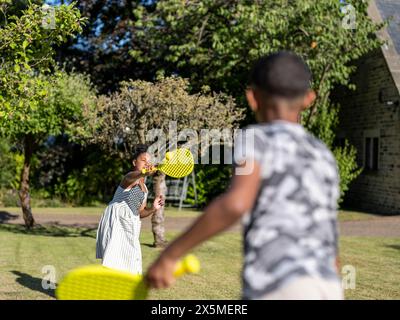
(145, 254), (178, 289)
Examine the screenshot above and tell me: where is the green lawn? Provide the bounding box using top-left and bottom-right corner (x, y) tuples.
(338, 210), (381, 222)
(339, 237), (400, 299)
(1, 206), (381, 221)
(0, 223), (399, 300)
(0, 206), (201, 218)
(0, 225), (240, 300)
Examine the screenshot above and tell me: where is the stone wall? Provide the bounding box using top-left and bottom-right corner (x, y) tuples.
(334, 49), (400, 214)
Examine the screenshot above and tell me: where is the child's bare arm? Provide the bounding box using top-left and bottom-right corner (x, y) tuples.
(139, 195), (165, 218)
(120, 164), (156, 188)
(121, 170), (143, 187)
(145, 161), (261, 288)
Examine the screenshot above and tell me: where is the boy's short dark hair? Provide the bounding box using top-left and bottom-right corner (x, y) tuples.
(249, 51), (312, 98)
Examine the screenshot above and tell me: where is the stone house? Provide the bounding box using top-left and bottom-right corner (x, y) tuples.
(334, 0), (400, 214)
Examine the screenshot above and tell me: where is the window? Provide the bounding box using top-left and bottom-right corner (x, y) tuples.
(364, 137), (379, 171)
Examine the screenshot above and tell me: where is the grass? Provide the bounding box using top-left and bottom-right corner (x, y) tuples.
(338, 210), (381, 222)
(0, 225), (240, 300)
(1, 206), (384, 222)
(339, 237), (400, 299)
(0, 206), (201, 218)
(0, 222), (399, 300)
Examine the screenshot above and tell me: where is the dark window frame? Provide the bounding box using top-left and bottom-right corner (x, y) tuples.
(364, 136), (379, 172)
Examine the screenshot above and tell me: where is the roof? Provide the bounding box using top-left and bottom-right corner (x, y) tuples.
(376, 0), (400, 54)
(370, 0), (400, 93)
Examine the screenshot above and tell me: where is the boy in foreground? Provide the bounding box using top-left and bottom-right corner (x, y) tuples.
(146, 51), (343, 300)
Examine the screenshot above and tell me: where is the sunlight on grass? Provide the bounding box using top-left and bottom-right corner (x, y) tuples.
(0, 223), (399, 300)
(338, 210), (381, 222)
(0, 225), (240, 300)
(340, 237), (400, 299)
(0, 206), (201, 218)
(2, 206), (383, 221)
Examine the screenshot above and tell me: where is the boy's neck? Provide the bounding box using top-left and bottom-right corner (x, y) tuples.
(257, 107), (301, 124)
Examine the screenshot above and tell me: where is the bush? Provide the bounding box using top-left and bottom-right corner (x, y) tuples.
(0, 138), (18, 189)
(185, 164), (232, 208)
(0, 188), (69, 208)
(0, 188), (19, 207)
(186, 100), (363, 208)
(51, 148), (125, 206)
(30, 189), (66, 208)
(306, 100), (362, 205)
(54, 172), (86, 205)
(333, 142), (363, 205)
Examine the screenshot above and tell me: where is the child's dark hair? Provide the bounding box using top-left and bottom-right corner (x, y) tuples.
(132, 144), (149, 160)
(249, 51), (312, 98)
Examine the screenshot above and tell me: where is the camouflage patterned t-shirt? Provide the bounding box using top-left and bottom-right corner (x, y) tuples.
(234, 120), (340, 299)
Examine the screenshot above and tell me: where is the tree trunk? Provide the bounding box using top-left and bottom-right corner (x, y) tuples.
(151, 172), (168, 247)
(18, 135), (35, 229)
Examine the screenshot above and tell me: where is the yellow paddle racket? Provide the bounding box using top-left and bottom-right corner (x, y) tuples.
(142, 147), (194, 178)
(56, 254), (200, 300)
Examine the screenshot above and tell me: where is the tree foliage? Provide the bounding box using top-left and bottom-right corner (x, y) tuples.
(0, 1), (93, 227)
(56, 0), (156, 93)
(92, 76), (245, 156)
(0, 2), (87, 132)
(130, 0), (384, 202)
(131, 0), (382, 111)
(92, 75), (244, 245)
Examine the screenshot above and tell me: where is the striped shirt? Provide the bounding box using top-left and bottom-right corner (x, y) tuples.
(96, 184), (148, 274)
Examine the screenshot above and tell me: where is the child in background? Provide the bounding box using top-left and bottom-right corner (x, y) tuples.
(96, 144), (164, 275)
(145, 51), (343, 300)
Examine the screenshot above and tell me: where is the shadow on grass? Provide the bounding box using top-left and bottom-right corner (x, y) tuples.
(0, 223), (97, 238)
(142, 243), (155, 248)
(142, 242), (169, 249)
(0, 211), (19, 223)
(340, 206), (400, 217)
(11, 271), (56, 298)
(385, 244), (400, 251)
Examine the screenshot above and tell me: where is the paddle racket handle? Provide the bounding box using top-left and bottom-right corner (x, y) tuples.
(141, 167), (158, 175)
(137, 255), (199, 299)
(173, 254), (201, 277)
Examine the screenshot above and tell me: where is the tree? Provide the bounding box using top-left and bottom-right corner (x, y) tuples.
(54, 0), (157, 93)
(0, 2), (95, 228)
(129, 0), (384, 202)
(0, 0), (43, 26)
(92, 76), (244, 247)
